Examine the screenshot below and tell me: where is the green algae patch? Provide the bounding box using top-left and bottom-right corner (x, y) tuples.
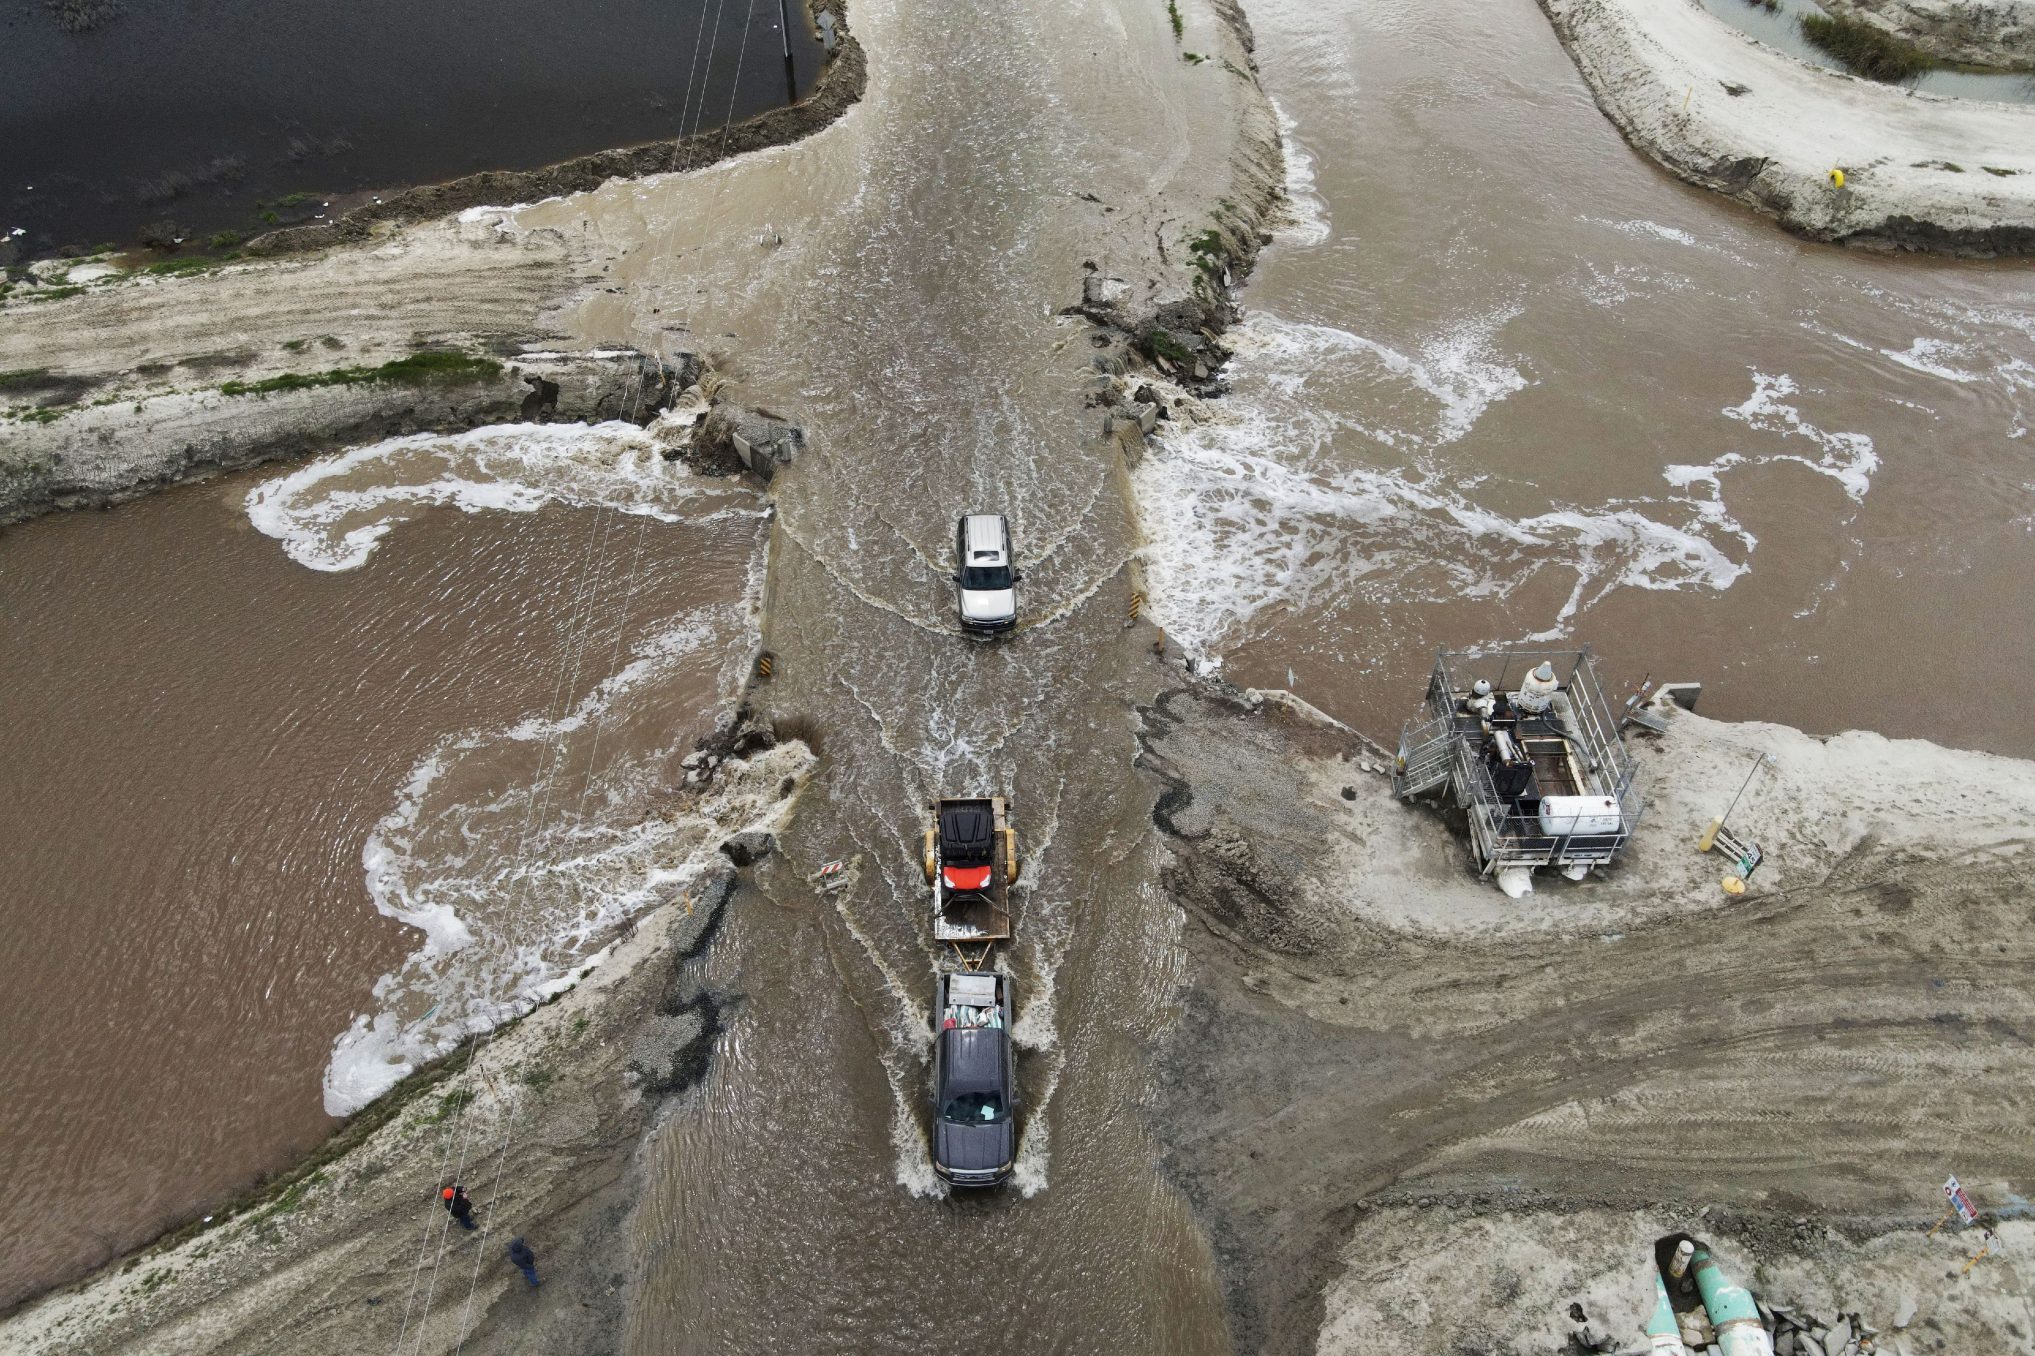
(218, 350), (504, 398)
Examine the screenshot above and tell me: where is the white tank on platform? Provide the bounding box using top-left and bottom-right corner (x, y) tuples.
(1538, 795), (1622, 837)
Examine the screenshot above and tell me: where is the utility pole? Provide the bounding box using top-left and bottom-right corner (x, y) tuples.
(778, 0), (798, 103)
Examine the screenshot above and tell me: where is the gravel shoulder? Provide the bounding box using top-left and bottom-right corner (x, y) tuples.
(1135, 681), (2035, 1354)
(1534, 0), (2035, 254)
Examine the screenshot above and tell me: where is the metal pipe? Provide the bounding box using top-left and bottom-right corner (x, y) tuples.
(1718, 751), (1770, 827)
(1691, 1246), (1774, 1356)
(1647, 1270), (1690, 1354)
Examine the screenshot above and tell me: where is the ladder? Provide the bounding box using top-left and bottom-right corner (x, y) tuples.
(1394, 714), (1456, 800)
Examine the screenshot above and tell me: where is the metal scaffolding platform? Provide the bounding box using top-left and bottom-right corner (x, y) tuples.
(1394, 646), (1644, 880)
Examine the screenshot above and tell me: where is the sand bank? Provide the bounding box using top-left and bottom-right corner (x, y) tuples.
(1136, 680), (2035, 1354)
(1536, 0), (2035, 253)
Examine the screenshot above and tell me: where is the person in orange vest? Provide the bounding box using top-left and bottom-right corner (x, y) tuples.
(442, 1185), (476, 1231)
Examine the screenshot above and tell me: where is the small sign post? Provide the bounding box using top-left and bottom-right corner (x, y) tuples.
(1945, 1176), (1980, 1227)
(1735, 842), (1763, 881)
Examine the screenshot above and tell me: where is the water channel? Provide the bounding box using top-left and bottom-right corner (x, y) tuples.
(1145, 0), (2035, 758)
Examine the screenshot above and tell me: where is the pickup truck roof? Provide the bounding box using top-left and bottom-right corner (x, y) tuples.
(941, 1028), (1004, 1092)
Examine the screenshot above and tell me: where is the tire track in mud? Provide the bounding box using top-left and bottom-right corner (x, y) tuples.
(0, 227), (588, 383)
(1139, 686), (2035, 1355)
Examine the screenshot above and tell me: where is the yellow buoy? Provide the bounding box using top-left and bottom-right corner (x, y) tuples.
(1722, 875), (1747, 896)
(1829, 168), (1846, 189)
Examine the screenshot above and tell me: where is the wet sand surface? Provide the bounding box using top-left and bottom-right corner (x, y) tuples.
(0, 460), (762, 1311)
(6, 0), (2035, 1347)
(0, 0), (823, 255)
(1138, 0), (2035, 755)
(1121, 4), (2035, 1349)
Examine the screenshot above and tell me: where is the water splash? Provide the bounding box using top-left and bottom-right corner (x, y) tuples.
(246, 416), (758, 572)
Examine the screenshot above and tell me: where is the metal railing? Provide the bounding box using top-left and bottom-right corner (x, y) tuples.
(1419, 645), (1645, 873)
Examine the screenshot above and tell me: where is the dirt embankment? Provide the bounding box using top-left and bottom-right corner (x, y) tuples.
(0, 725), (814, 1356)
(1133, 682), (2035, 1355)
(1534, 0), (2035, 255)
(1821, 0), (2035, 70)
(0, 7), (868, 528)
(0, 348), (688, 525)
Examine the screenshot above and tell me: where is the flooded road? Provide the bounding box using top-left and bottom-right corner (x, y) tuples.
(1140, 0), (2035, 756)
(532, 0), (1266, 1344)
(8, 0), (2035, 1344)
(0, 435), (764, 1311)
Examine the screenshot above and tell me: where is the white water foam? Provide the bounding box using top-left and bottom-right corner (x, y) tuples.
(1880, 337), (1983, 385)
(1578, 261), (1698, 309)
(1132, 311), (1765, 659)
(1270, 101), (1331, 248)
(326, 721), (812, 1115)
(1583, 216), (1704, 250)
(246, 416), (754, 572)
(245, 418), (784, 1115)
(1715, 369), (1880, 502)
(1135, 325), (1893, 664)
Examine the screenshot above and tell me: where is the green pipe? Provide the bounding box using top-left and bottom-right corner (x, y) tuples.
(1691, 1245), (1773, 1356)
(1646, 1271), (1689, 1354)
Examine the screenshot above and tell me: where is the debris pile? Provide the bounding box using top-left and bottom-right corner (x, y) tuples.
(1563, 1290), (1909, 1354)
(1760, 1305), (1886, 1356)
(676, 708), (781, 790)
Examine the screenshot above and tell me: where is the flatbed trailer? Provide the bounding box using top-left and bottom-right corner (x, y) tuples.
(921, 796), (1020, 969)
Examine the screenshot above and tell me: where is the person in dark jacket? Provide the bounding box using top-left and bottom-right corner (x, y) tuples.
(441, 1185), (476, 1230)
(507, 1237), (540, 1288)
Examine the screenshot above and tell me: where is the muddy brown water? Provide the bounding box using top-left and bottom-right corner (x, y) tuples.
(0, 468), (759, 1311)
(6, 0), (2035, 1344)
(1141, 0), (2035, 759)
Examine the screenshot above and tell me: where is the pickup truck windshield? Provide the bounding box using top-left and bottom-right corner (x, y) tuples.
(960, 564), (1013, 590)
(941, 1089), (1009, 1124)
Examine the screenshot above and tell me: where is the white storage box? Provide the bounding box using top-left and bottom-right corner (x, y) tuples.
(1538, 795), (1622, 837)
